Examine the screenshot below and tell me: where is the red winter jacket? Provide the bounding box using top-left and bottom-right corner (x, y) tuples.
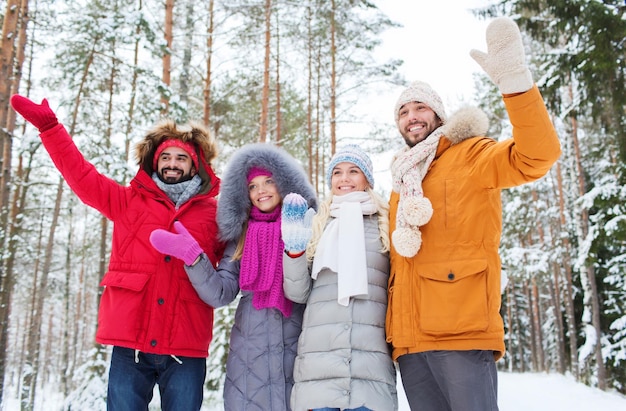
(39, 123), (224, 358)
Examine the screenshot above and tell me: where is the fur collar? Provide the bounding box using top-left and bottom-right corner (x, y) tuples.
(441, 106), (490, 145)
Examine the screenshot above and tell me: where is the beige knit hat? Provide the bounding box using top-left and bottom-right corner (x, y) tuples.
(394, 81), (447, 127)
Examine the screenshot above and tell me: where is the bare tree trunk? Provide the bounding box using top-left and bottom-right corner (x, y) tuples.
(0, 0), (21, 212)
(18, 213), (42, 409)
(61, 202), (75, 398)
(203, 0), (215, 126)
(306, 1), (313, 182)
(0, 0), (18, 252)
(161, 0), (174, 114)
(42, 309), (55, 393)
(550, 260), (567, 374)
(505, 288), (514, 372)
(525, 280), (538, 371)
(70, 207), (93, 376)
(75, 263), (87, 362)
(516, 284), (526, 373)
(546, 175), (567, 374)
(570, 108), (606, 389)
(21, 176), (64, 411)
(329, 0), (337, 155)
(531, 190), (547, 372)
(16, 311), (29, 402)
(0, 1), (28, 404)
(259, 0), (272, 142)
(274, 8), (281, 145)
(531, 277), (545, 372)
(4, 148), (36, 405)
(555, 160), (579, 378)
(314, 44), (322, 195)
(509, 281), (526, 373)
(98, 215), (109, 311)
(125, 0), (143, 163)
(179, 1), (194, 106)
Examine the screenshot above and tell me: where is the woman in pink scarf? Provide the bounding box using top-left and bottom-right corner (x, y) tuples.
(150, 143), (317, 411)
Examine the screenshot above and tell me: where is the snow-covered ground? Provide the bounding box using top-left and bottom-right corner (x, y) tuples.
(396, 371), (626, 411)
(4, 370), (626, 410)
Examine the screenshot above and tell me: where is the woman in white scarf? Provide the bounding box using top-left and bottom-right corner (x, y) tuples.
(282, 145), (398, 411)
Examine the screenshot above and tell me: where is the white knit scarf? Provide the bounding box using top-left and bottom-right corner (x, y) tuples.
(311, 191), (377, 306)
(390, 128), (444, 257)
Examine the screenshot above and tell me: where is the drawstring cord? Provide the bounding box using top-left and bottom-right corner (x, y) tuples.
(171, 355), (183, 364)
(132, 349), (183, 365)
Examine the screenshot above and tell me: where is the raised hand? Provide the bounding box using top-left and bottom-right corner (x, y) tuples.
(10, 95), (59, 132)
(281, 193), (315, 254)
(469, 17), (533, 94)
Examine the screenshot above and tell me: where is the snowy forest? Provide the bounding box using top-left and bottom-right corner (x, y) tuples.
(0, 0), (625, 409)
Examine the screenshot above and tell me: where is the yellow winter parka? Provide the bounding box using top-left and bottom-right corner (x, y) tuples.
(385, 86), (561, 361)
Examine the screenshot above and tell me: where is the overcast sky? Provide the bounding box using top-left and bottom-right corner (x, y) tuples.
(360, 0), (492, 191)
(375, 0), (491, 110)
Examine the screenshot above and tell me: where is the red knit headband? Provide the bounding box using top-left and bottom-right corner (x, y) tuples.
(153, 139), (199, 169)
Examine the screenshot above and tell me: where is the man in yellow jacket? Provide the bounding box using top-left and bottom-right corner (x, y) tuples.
(386, 17), (561, 411)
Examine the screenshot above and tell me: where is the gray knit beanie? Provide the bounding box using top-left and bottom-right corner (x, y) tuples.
(394, 81), (447, 127)
(326, 144), (375, 189)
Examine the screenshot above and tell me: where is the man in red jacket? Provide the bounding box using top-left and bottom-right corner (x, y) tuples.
(11, 95), (224, 411)
(386, 17), (561, 411)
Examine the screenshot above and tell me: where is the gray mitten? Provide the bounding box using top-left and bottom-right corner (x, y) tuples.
(469, 17), (533, 94)
(281, 193), (315, 253)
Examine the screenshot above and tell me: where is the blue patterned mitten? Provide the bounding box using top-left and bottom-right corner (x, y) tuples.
(281, 193), (315, 253)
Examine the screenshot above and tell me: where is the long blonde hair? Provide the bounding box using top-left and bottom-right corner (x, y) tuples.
(305, 188), (390, 262)
(231, 220), (249, 261)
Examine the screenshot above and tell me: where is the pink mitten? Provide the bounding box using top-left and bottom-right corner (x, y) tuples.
(150, 221), (203, 265)
(10, 95), (59, 132)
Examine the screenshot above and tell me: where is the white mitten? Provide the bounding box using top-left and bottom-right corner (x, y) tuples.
(469, 17), (533, 94)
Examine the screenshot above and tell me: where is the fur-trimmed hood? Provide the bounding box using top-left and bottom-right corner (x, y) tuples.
(217, 143), (317, 242)
(440, 106), (490, 145)
(134, 119), (219, 195)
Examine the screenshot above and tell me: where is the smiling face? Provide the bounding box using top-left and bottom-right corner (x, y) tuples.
(248, 175), (282, 213)
(397, 101), (443, 147)
(156, 146), (197, 184)
(330, 162), (369, 196)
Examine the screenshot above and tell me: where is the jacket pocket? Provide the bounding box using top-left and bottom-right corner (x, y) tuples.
(100, 270), (149, 290)
(98, 271), (150, 341)
(168, 279), (213, 350)
(417, 259), (489, 335)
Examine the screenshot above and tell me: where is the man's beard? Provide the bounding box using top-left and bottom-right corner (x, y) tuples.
(158, 167), (194, 184)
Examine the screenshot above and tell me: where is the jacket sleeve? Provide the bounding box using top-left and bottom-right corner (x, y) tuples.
(473, 85), (561, 189)
(282, 253), (312, 304)
(185, 241), (240, 308)
(39, 124), (128, 220)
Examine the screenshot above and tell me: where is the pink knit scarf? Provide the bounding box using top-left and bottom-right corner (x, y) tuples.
(239, 206), (292, 317)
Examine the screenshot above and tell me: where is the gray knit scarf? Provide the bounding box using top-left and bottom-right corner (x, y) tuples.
(152, 173), (202, 209)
